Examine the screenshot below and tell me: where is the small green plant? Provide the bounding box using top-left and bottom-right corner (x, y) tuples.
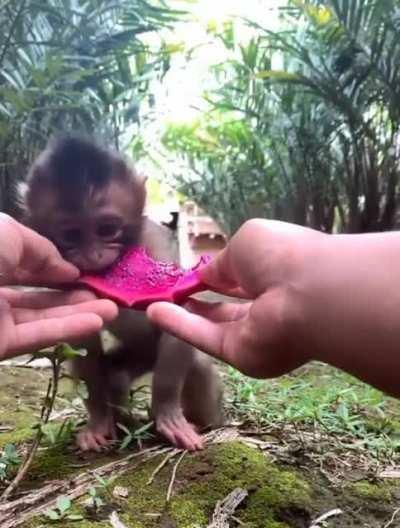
(83, 474), (117, 519)
(93, 473), (117, 496)
(87, 485), (105, 512)
(41, 418), (79, 446)
(0, 444), (20, 481)
(117, 421), (154, 450)
(43, 496), (83, 522)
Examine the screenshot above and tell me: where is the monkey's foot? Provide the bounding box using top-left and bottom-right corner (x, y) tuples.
(77, 422), (117, 452)
(156, 412), (203, 451)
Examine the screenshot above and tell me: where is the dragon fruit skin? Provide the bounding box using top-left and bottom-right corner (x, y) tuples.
(78, 247), (211, 309)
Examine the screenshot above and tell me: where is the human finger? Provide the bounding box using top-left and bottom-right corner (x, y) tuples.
(12, 298), (118, 324)
(199, 247), (237, 291)
(147, 302), (226, 361)
(184, 298), (250, 323)
(1, 288), (101, 310)
(201, 284), (253, 299)
(6, 313), (105, 357)
(14, 222), (79, 284)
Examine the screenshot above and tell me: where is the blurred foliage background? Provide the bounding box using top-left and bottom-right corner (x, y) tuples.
(2, 0), (400, 236)
(162, 0), (400, 234)
(0, 0), (182, 213)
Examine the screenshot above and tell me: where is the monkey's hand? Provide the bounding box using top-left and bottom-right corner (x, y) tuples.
(77, 417), (117, 452)
(155, 407), (203, 452)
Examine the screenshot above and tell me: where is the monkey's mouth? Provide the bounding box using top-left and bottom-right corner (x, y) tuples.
(65, 247), (123, 273)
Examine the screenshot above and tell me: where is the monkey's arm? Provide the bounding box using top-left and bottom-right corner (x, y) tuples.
(151, 334), (203, 451)
(140, 218), (179, 262)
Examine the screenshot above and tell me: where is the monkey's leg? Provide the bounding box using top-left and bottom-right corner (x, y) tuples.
(151, 335), (205, 451)
(182, 353), (223, 431)
(106, 351), (152, 431)
(72, 336), (117, 452)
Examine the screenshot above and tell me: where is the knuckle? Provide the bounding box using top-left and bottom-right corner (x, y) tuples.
(0, 213), (16, 226)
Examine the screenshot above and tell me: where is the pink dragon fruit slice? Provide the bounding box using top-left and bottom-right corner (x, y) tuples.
(78, 246), (211, 309)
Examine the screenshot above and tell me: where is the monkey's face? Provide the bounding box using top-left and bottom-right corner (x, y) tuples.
(30, 180), (142, 272)
(53, 212), (127, 272)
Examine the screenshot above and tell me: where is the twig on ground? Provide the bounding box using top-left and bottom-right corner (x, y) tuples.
(207, 487), (248, 528)
(309, 508), (343, 528)
(230, 515), (246, 525)
(166, 450), (186, 503)
(383, 507), (400, 528)
(109, 511), (129, 528)
(147, 449), (180, 485)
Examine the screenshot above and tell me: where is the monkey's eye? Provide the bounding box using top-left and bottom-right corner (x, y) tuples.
(97, 223), (120, 239)
(60, 228), (82, 246)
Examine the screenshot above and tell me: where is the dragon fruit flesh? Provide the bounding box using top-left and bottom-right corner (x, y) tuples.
(78, 246), (211, 309)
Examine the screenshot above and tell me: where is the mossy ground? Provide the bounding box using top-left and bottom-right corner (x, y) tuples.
(22, 441), (400, 528)
(0, 367), (49, 447)
(0, 363), (399, 527)
(20, 442), (315, 528)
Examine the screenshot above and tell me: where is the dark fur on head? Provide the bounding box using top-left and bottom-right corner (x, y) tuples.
(22, 133), (146, 271)
(43, 135), (113, 188)
(25, 134), (133, 193)
(23, 134), (143, 214)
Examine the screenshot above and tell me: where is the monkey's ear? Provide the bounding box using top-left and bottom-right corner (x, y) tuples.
(138, 172), (149, 184)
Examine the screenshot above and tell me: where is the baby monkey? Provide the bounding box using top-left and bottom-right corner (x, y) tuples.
(22, 135), (222, 452)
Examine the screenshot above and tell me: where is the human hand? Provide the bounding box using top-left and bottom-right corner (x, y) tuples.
(148, 219), (320, 378)
(0, 288), (117, 359)
(0, 213), (78, 286)
(149, 218), (400, 397)
(0, 214), (118, 359)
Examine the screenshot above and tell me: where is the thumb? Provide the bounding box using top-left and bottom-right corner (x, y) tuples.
(147, 302), (226, 361)
(200, 247), (238, 292)
(16, 223), (79, 284)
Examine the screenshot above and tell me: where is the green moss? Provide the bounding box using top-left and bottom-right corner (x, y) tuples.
(117, 457), (170, 526)
(0, 367), (76, 449)
(27, 444), (78, 482)
(347, 480), (393, 502)
(0, 367), (41, 448)
(170, 442), (311, 528)
(23, 441), (312, 528)
(25, 511), (110, 528)
(0, 425), (35, 447)
(364, 416), (400, 436)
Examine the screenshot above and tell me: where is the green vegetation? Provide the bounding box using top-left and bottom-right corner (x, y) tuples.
(226, 363), (400, 459)
(347, 480), (394, 502)
(0, 0), (183, 213)
(27, 442), (312, 528)
(0, 444), (20, 481)
(43, 496), (84, 522)
(0, 362), (395, 527)
(162, 0), (400, 234)
(0, 1), (400, 526)
(170, 442), (311, 527)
